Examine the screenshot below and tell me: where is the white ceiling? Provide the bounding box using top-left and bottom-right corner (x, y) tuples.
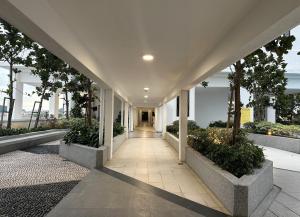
(1, 0), (300, 106)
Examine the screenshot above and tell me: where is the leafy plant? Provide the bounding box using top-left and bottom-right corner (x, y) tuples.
(0, 19), (32, 128)
(244, 121), (300, 138)
(166, 120), (200, 137)
(113, 122), (125, 137)
(209, 120), (233, 128)
(63, 118), (100, 147)
(0, 126), (50, 137)
(187, 128), (265, 178)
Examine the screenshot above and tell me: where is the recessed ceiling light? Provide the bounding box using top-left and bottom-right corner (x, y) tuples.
(144, 87), (149, 92)
(142, 54), (154, 62)
(144, 95), (148, 98)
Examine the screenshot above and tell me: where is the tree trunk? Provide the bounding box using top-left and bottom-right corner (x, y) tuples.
(7, 63), (14, 129)
(34, 88), (46, 128)
(232, 61), (242, 145)
(227, 83), (234, 129)
(64, 90), (69, 120)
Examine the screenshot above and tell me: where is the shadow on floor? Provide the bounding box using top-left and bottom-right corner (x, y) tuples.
(0, 181), (80, 217)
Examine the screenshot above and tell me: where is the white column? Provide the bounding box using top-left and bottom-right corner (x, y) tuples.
(104, 89), (114, 160)
(121, 101), (124, 126)
(266, 106), (276, 123)
(13, 81), (23, 119)
(148, 109), (152, 125)
(179, 90), (188, 162)
(99, 88), (105, 146)
(130, 106), (134, 131)
(162, 104), (167, 138)
(124, 102), (129, 138)
(49, 91), (59, 118)
(154, 107), (159, 131)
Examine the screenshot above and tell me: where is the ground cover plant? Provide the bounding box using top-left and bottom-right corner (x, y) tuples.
(244, 121), (300, 138)
(63, 118), (125, 147)
(166, 120), (200, 137)
(188, 128), (265, 178)
(0, 126), (51, 137)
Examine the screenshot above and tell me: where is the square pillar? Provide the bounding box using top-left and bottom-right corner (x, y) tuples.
(13, 81), (23, 120)
(49, 91), (59, 119)
(124, 102), (129, 138)
(162, 104), (167, 138)
(104, 89), (114, 160)
(99, 88), (105, 146)
(130, 106), (134, 132)
(179, 90), (188, 162)
(121, 101), (124, 126)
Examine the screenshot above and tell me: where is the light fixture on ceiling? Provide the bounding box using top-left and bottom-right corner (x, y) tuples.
(144, 87), (149, 92)
(144, 95), (148, 99)
(142, 54), (154, 62)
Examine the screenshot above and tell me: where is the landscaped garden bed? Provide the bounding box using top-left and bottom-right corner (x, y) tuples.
(60, 119), (126, 168)
(244, 121), (300, 153)
(0, 129), (67, 155)
(244, 121), (300, 139)
(165, 121), (272, 217)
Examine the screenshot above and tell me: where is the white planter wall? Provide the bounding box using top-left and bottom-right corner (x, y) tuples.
(59, 141), (108, 169)
(165, 132), (179, 152)
(113, 133), (126, 153)
(248, 133), (300, 154)
(165, 134), (274, 217)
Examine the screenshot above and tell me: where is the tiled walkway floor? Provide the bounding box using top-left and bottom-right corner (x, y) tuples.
(106, 137), (228, 214)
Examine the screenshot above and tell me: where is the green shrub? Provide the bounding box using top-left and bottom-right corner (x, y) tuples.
(166, 120), (200, 137)
(0, 126), (51, 137)
(209, 120), (232, 128)
(244, 121), (300, 138)
(63, 118), (99, 147)
(113, 122), (125, 137)
(188, 128), (265, 178)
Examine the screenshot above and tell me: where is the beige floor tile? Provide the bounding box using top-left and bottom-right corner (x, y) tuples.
(149, 182), (164, 189)
(105, 131), (227, 214)
(183, 192), (207, 206)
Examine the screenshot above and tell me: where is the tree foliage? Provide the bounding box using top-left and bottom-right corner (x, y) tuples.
(242, 35), (295, 121)
(0, 18), (32, 128)
(230, 34), (295, 144)
(25, 43), (63, 128)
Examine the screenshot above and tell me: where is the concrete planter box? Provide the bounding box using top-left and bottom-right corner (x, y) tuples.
(165, 132), (179, 152)
(59, 141), (108, 169)
(113, 133), (126, 153)
(186, 147), (273, 217)
(0, 130), (67, 155)
(248, 133), (300, 154)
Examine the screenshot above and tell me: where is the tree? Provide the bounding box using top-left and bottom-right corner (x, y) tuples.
(275, 93), (300, 123)
(59, 64), (78, 119)
(25, 43), (62, 128)
(242, 35), (295, 121)
(67, 72), (96, 126)
(0, 19), (32, 128)
(230, 34), (295, 145)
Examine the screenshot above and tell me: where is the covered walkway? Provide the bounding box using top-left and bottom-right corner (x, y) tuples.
(106, 126), (228, 214)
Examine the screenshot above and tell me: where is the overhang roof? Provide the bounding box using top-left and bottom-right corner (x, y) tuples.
(1, 0), (300, 106)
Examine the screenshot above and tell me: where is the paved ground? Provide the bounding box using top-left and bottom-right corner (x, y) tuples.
(261, 145), (300, 172)
(260, 146), (300, 216)
(106, 136), (228, 214)
(46, 169), (229, 217)
(0, 141), (89, 217)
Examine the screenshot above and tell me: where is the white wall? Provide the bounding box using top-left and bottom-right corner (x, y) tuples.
(195, 87), (229, 128)
(166, 87), (196, 125)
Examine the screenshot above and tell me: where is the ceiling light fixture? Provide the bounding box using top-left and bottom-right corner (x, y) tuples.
(142, 54), (154, 62)
(144, 87), (149, 92)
